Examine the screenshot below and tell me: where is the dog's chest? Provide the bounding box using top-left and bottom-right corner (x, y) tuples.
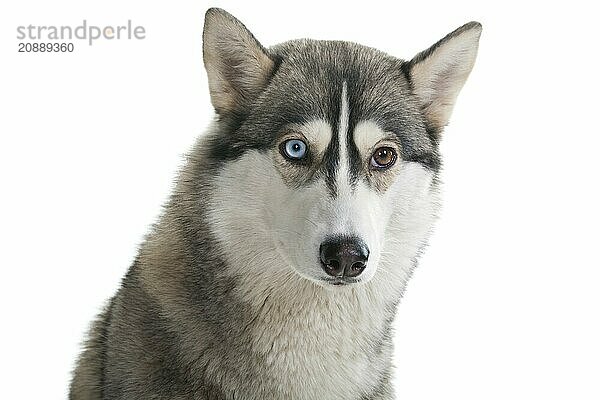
(248, 291), (391, 399)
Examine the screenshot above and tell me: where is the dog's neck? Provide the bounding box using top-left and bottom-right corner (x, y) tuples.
(224, 250), (402, 399)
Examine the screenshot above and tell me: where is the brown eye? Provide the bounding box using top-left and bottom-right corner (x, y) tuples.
(370, 147), (397, 169)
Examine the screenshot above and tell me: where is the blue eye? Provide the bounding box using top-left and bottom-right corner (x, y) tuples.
(281, 139), (307, 160)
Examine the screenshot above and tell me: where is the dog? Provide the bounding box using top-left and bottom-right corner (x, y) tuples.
(70, 8), (481, 399)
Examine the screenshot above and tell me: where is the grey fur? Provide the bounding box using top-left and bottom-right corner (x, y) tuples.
(70, 8), (481, 399)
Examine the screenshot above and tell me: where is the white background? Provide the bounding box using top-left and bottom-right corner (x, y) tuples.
(1, 1), (599, 399)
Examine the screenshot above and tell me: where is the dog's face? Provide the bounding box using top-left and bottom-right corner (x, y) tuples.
(203, 9), (480, 287)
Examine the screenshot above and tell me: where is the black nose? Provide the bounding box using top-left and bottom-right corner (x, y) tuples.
(319, 237), (369, 278)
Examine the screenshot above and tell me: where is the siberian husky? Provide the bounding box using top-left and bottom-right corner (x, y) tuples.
(70, 8), (481, 400)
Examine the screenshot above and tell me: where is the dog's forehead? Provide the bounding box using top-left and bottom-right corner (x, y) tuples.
(269, 40), (413, 122)
(264, 40), (433, 152)
(227, 39), (440, 172)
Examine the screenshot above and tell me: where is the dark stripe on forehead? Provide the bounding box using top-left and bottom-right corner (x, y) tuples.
(324, 78), (365, 194)
(322, 131), (339, 196)
(347, 137), (362, 187)
(345, 76), (366, 187)
(321, 81), (344, 197)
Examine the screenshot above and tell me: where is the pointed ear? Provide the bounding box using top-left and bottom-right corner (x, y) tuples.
(203, 8), (275, 116)
(405, 22), (482, 133)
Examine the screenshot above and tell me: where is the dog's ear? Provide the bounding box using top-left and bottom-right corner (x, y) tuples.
(203, 8), (275, 116)
(404, 22), (482, 133)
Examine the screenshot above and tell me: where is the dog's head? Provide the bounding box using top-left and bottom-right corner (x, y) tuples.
(203, 9), (480, 288)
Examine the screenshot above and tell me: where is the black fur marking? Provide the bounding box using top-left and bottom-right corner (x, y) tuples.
(323, 127), (340, 197)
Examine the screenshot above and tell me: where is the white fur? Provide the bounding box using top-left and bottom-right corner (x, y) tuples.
(336, 81), (352, 197)
(206, 140), (439, 398)
(353, 120), (392, 157)
(295, 118), (332, 155)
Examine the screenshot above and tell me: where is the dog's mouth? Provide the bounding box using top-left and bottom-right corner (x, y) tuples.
(321, 277), (362, 286)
